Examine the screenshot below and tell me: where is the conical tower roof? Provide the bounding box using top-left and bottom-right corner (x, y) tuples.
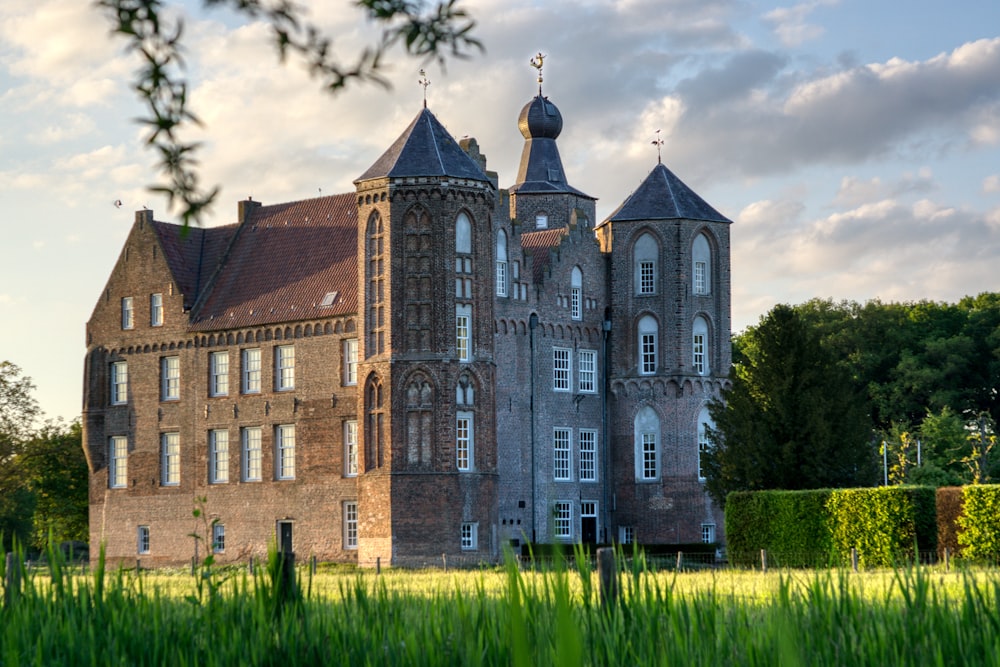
(605, 163), (730, 224)
(355, 108), (490, 183)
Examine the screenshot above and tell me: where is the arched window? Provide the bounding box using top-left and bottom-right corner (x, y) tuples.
(455, 212), (472, 254)
(366, 212), (385, 356)
(455, 212), (473, 300)
(633, 233), (658, 296)
(692, 233), (711, 295)
(570, 267), (582, 320)
(405, 374), (433, 466)
(693, 316), (709, 375)
(496, 229), (508, 297)
(365, 376), (384, 470)
(634, 406), (661, 481)
(698, 407), (714, 481)
(456, 373), (476, 471)
(637, 315), (658, 375)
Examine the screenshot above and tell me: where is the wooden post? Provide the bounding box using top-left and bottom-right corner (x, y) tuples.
(376, 557), (381, 575)
(442, 553), (447, 572)
(4, 552), (20, 608)
(136, 559), (141, 572)
(597, 547), (618, 608)
(851, 547), (858, 573)
(675, 551), (683, 572)
(311, 555), (317, 575)
(944, 547), (950, 573)
(760, 549), (767, 573)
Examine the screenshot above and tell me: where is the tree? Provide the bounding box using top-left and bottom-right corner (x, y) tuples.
(703, 305), (877, 506)
(0, 361), (41, 551)
(98, 0), (481, 226)
(21, 421), (89, 550)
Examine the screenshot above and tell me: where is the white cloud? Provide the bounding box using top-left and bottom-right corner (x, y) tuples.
(984, 174), (1000, 193)
(764, 0), (838, 47)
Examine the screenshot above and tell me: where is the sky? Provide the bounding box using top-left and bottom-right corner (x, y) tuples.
(2, 0), (999, 423)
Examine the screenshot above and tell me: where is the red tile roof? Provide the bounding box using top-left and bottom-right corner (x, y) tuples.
(152, 222), (238, 310)
(520, 227), (568, 282)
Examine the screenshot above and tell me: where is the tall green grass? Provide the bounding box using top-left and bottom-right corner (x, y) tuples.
(3, 544), (1000, 665)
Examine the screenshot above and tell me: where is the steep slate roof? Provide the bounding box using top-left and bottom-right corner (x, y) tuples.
(188, 194), (359, 331)
(152, 222), (238, 311)
(604, 163), (731, 224)
(355, 108), (491, 183)
(510, 95), (592, 199)
(521, 227), (568, 282)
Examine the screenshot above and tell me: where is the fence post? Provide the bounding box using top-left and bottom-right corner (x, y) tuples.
(851, 547), (858, 573)
(136, 559), (141, 572)
(442, 553), (447, 572)
(944, 547), (950, 573)
(597, 547), (618, 608)
(675, 551), (683, 572)
(311, 555), (317, 575)
(760, 549), (767, 573)
(376, 556), (381, 575)
(4, 552), (20, 608)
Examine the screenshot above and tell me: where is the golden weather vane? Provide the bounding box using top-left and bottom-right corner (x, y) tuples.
(419, 69), (431, 108)
(530, 52), (546, 94)
(652, 129), (664, 164)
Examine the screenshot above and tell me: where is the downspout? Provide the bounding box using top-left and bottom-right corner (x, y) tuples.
(529, 312), (539, 544)
(601, 316), (612, 543)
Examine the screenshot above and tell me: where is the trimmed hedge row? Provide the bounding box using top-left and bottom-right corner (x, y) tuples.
(957, 485), (1000, 562)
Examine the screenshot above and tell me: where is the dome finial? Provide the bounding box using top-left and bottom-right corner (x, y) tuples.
(418, 69), (431, 109)
(651, 129), (664, 164)
(530, 52), (546, 95)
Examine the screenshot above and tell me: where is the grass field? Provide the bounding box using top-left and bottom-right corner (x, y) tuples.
(3, 549), (1000, 665)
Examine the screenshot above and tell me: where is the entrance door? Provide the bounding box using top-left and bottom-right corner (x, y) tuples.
(580, 502), (597, 544)
(278, 521), (294, 554)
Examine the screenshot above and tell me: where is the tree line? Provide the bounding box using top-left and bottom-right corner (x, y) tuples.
(704, 293), (1000, 505)
(0, 361), (88, 553)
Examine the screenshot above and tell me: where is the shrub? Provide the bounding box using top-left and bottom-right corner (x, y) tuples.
(957, 485), (1000, 563)
(935, 487), (964, 559)
(826, 487), (936, 567)
(726, 490), (833, 567)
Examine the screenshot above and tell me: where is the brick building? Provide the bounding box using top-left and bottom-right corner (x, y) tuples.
(83, 84), (731, 566)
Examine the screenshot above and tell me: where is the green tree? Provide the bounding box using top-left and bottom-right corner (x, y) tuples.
(704, 305), (877, 506)
(0, 361), (41, 551)
(21, 421), (89, 550)
(98, 0), (481, 226)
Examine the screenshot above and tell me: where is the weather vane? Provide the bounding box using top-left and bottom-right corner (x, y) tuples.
(530, 52), (546, 94)
(652, 129), (664, 164)
(419, 69), (431, 108)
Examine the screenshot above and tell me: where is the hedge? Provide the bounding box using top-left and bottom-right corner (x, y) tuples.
(725, 490), (833, 567)
(957, 485), (1000, 562)
(826, 487), (936, 568)
(936, 487), (964, 559)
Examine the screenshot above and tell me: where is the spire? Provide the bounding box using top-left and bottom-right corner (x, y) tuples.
(418, 69), (430, 109)
(530, 52), (545, 95)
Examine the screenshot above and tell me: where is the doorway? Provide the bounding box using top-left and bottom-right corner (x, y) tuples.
(277, 521), (294, 554)
(580, 502), (598, 544)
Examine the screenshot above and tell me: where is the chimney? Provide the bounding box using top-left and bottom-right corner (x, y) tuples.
(239, 198), (262, 224)
(135, 209), (153, 228)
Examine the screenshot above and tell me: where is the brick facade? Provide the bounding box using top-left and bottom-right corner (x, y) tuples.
(84, 92), (731, 566)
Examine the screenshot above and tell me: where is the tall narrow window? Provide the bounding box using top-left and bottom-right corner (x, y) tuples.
(275, 345), (295, 391)
(242, 348), (261, 394)
(275, 424), (295, 480)
(633, 233), (658, 296)
(344, 420), (358, 477)
(121, 297), (134, 329)
(212, 524), (225, 553)
(579, 429), (597, 482)
(110, 361), (128, 405)
(693, 316), (710, 375)
(496, 229), (508, 297)
(161, 432), (180, 486)
(570, 267), (583, 320)
(578, 350), (597, 393)
(109, 436), (127, 488)
(137, 526), (150, 554)
(698, 408), (714, 481)
(456, 412), (473, 471)
(461, 522), (478, 550)
(456, 305), (471, 362)
(553, 347), (571, 391)
(150, 293), (163, 326)
(366, 378), (384, 470)
(160, 356), (179, 400)
(692, 233), (712, 295)
(342, 339), (358, 386)
(634, 406), (660, 481)
(209, 351), (229, 397)
(242, 427), (262, 482)
(343, 501), (358, 549)
(702, 523), (716, 543)
(553, 501), (571, 539)
(553, 428), (571, 481)
(210, 429), (229, 484)
(367, 212), (386, 356)
(638, 316), (658, 375)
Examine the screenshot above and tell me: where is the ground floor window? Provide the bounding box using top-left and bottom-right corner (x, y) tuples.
(701, 523), (716, 544)
(461, 522), (478, 550)
(137, 525), (150, 554)
(212, 523), (225, 553)
(553, 501), (572, 539)
(618, 526), (634, 545)
(344, 501), (358, 549)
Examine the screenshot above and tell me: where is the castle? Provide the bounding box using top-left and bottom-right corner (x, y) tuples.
(83, 75), (732, 566)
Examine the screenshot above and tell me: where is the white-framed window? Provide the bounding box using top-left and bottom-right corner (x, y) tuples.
(212, 523), (225, 553)
(638, 315), (658, 375)
(456, 411), (473, 471)
(209, 351), (229, 397)
(209, 429), (229, 484)
(343, 420), (359, 477)
(109, 435), (128, 488)
(698, 408), (714, 481)
(242, 426), (262, 482)
(570, 267), (582, 320)
(343, 501), (358, 549)
(553, 501), (572, 539)
(618, 526), (634, 545)
(461, 522), (478, 550)
(150, 293), (163, 327)
(161, 432), (180, 486)
(553, 428), (571, 481)
(693, 316), (710, 376)
(634, 406), (660, 481)
(579, 429), (597, 482)
(692, 233), (711, 295)
(110, 361), (128, 405)
(137, 525), (150, 554)
(456, 306), (471, 362)
(702, 523), (716, 544)
(578, 350), (597, 393)
(121, 297), (134, 330)
(161, 356), (180, 401)
(343, 339), (358, 386)
(275, 345), (295, 391)
(634, 233), (658, 296)
(242, 348), (261, 394)
(496, 229), (508, 297)
(535, 213), (548, 229)
(553, 347), (571, 392)
(275, 424), (295, 480)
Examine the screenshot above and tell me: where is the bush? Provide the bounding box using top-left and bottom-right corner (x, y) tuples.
(958, 485), (1000, 562)
(826, 487), (936, 567)
(726, 490), (833, 567)
(935, 487), (964, 559)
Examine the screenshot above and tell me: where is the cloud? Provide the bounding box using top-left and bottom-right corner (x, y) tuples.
(764, 0), (838, 47)
(984, 174), (1000, 193)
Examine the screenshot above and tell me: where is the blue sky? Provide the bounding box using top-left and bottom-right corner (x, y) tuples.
(2, 0), (999, 422)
